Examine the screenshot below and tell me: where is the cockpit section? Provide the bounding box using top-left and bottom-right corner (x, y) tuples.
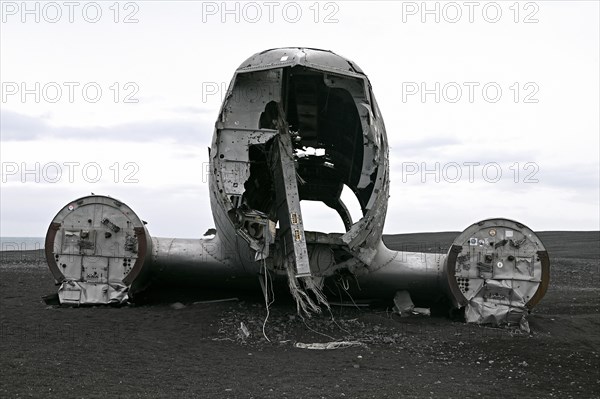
(211, 56), (389, 279)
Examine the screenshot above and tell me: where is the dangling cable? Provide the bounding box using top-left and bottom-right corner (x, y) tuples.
(261, 258), (273, 342)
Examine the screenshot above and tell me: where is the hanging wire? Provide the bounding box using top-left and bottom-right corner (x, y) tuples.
(260, 257), (275, 342)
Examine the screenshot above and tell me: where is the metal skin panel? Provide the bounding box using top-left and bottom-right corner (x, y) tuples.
(236, 48), (364, 77)
(108, 257), (131, 282)
(45, 195), (151, 305)
(271, 123), (311, 277)
(44, 48), (550, 327)
(82, 256), (109, 284)
(218, 129), (277, 196)
(445, 218), (549, 325)
(353, 240), (448, 303)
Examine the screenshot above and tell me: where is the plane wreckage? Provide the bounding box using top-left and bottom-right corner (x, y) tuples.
(44, 48), (549, 326)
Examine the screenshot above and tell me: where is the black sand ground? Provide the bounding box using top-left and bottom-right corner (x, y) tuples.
(1, 232), (598, 398)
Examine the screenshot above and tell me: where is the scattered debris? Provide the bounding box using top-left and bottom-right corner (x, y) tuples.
(192, 298), (239, 305)
(519, 314), (531, 333)
(412, 307), (431, 316)
(392, 292), (430, 317)
(239, 322), (250, 339)
(393, 291), (414, 316)
(294, 341), (366, 350)
(330, 301), (371, 308)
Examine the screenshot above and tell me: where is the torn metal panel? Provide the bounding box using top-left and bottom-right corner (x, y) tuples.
(463, 279), (530, 324)
(219, 69), (283, 129)
(464, 300), (527, 326)
(58, 281), (128, 305)
(216, 128), (277, 196)
(341, 162), (389, 266)
(393, 290), (415, 316)
(270, 118), (311, 277)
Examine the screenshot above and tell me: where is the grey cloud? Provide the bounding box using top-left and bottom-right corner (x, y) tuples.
(390, 137), (461, 156)
(0, 110), (48, 140)
(536, 164), (600, 192)
(1, 110), (214, 143)
(169, 105), (218, 115)
(389, 155), (598, 193)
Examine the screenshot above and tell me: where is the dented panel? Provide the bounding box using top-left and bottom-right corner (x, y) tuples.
(445, 218), (550, 325)
(45, 196), (151, 305)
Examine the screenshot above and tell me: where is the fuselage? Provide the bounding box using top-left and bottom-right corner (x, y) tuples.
(44, 48), (549, 326)
(208, 47), (390, 279)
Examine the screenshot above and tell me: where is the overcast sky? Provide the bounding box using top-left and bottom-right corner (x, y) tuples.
(1, 0), (598, 237)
